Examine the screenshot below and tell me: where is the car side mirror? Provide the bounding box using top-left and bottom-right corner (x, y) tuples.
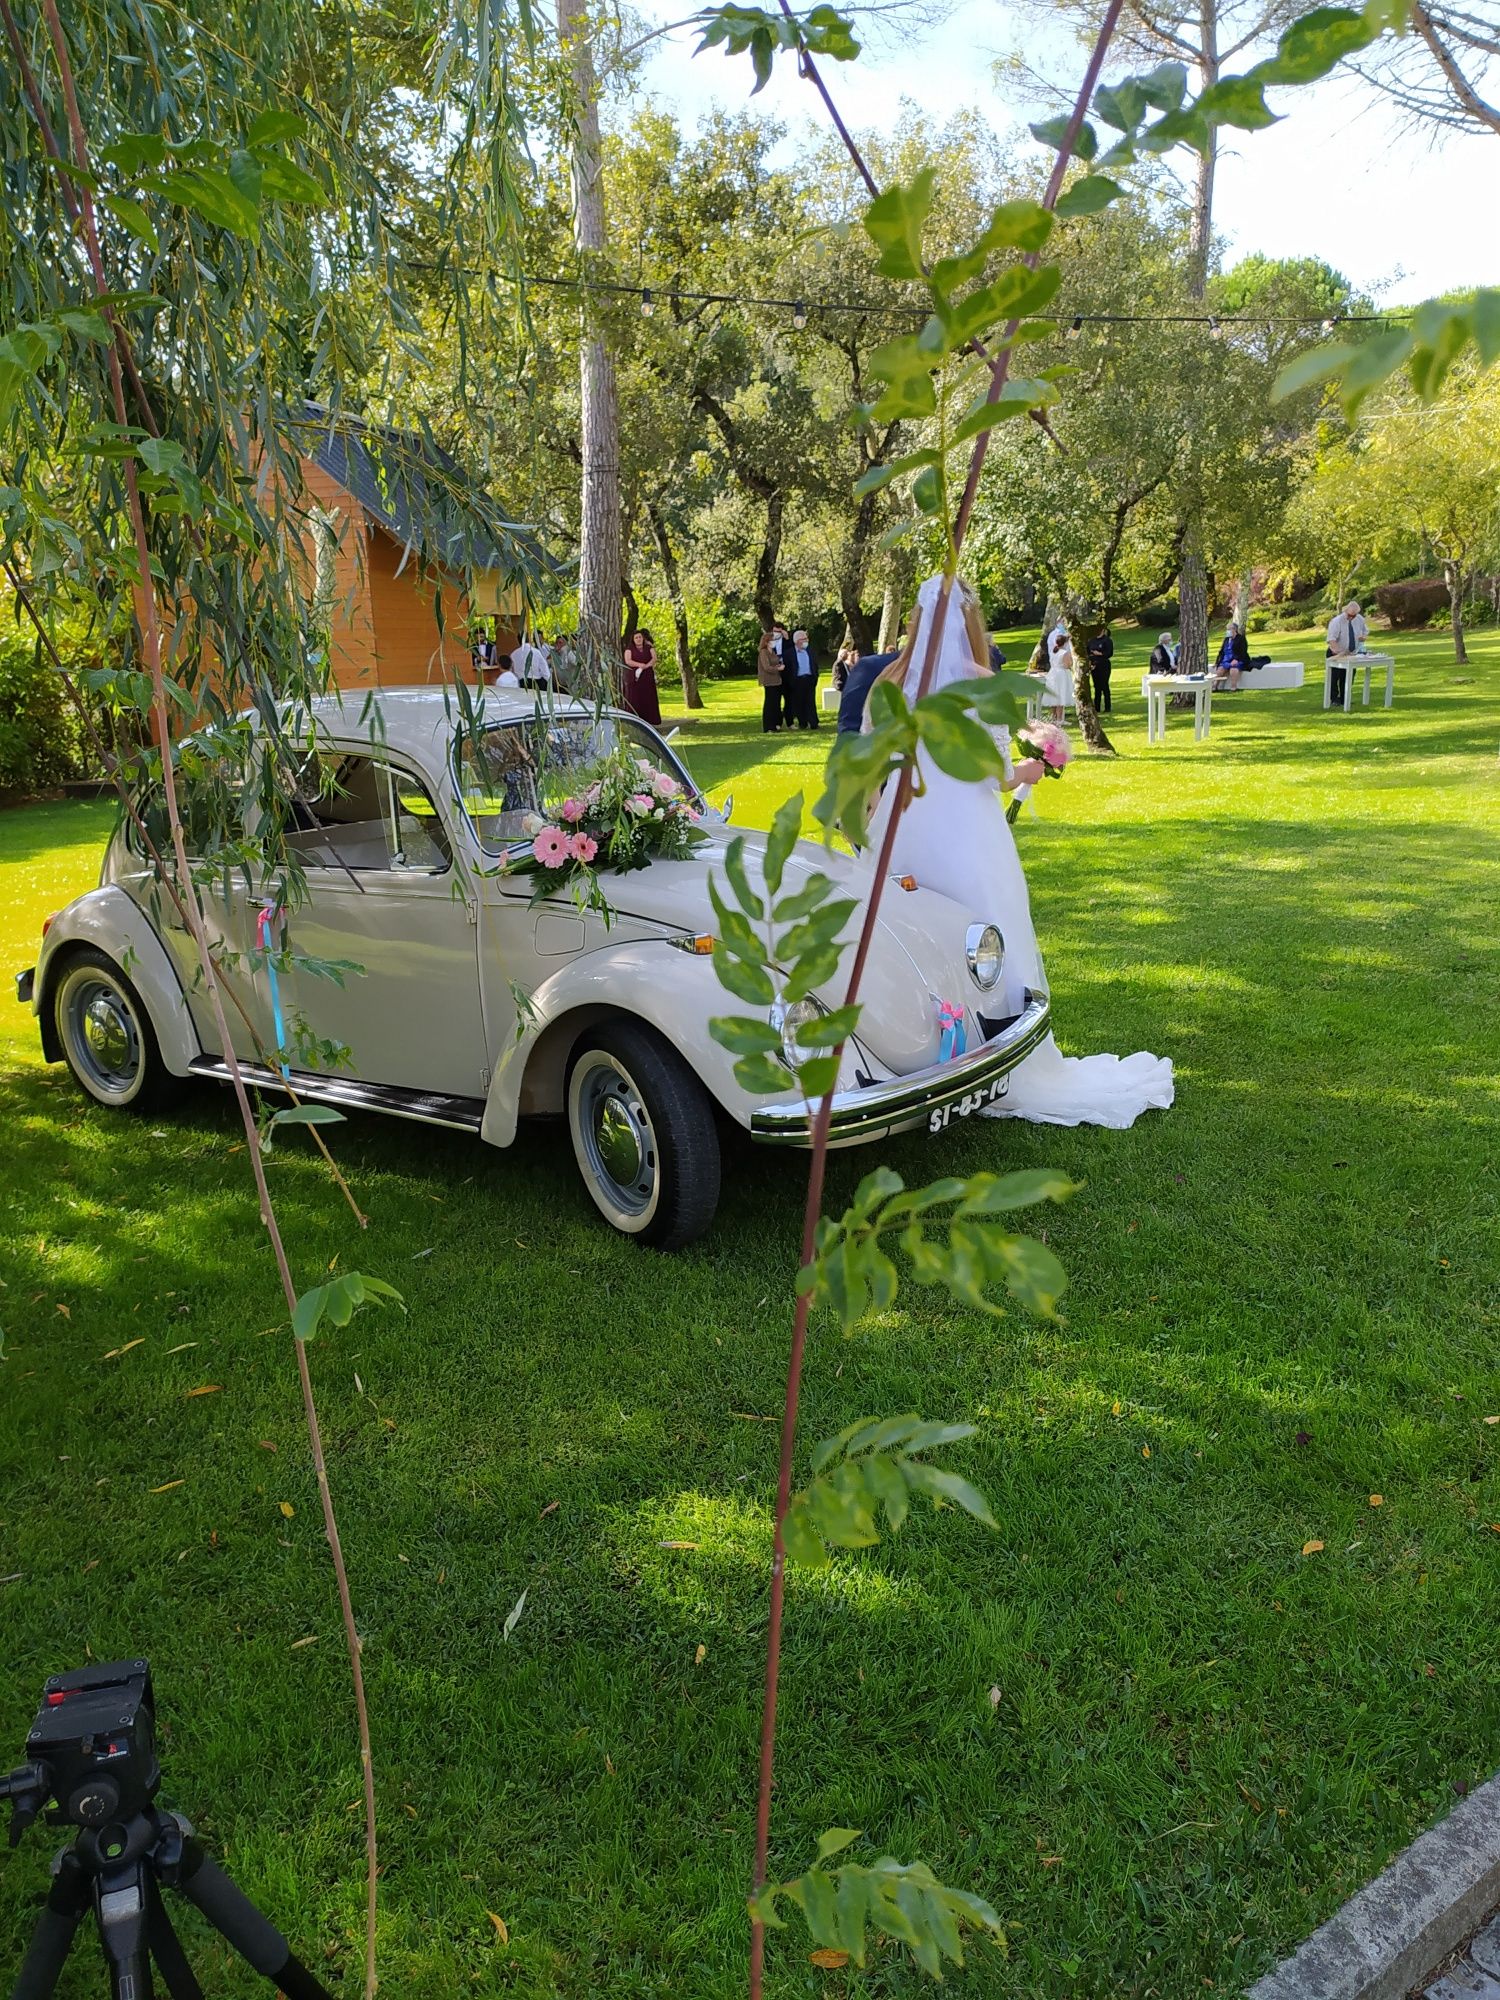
(718, 792), (733, 824)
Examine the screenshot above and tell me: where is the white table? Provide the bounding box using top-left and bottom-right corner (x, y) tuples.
(1144, 673), (1213, 744)
(1323, 652), (1395, 711)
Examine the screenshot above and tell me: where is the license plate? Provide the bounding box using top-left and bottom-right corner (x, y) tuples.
(929, 1073), (1010, 1133)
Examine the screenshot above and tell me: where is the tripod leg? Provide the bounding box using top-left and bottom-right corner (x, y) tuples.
(145, 1886), (205, 2000)
(175, 1846), (335, 2000)
(9, 1851), (90, 2000)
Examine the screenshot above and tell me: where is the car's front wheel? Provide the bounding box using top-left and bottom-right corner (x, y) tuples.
(51, 947), (183, 1114)
(565, 1021), (721, 1248)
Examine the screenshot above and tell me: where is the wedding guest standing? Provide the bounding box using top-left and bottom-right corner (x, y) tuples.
(1043, 622), (1073, 721)
(1325, 599), (1368, 706)
(512, 630), (551, 688)
(787, 628), (820, 728)
(1086, 626), (1114, 712)
(622, 628), (663, 726)
(757, 621), (788, 733)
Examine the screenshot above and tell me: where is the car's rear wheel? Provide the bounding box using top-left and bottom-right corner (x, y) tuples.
(565, 1021), (721, 1248)
(52, 948), (182, 1114)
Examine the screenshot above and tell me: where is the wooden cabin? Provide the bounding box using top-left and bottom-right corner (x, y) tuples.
(291, 408), (527, 689)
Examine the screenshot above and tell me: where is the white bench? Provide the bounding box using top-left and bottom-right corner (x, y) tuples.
(1323, 652), (1394, 712)
(1138, 660), (1305, 697)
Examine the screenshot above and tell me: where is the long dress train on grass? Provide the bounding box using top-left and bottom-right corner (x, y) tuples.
(864, 573), (1174, 1130)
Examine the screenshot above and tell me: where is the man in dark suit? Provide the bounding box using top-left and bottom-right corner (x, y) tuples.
(786, 628), (820, 728)
(837, 647), (897, 732)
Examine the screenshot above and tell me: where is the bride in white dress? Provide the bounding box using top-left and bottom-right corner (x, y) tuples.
(863, 572), (1173, 1129)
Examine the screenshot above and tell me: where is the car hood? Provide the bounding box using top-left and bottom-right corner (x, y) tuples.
(585, 823), (1001, 1075)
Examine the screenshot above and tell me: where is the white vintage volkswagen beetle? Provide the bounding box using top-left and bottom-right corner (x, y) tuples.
(19, 690), (1049, 1247)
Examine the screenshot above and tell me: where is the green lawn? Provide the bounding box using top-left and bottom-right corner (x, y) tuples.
(1, 623), (1498, 1998)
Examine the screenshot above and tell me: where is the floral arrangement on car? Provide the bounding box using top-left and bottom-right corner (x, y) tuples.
(508, 746), (708, 918)
(1005, 718), (1071, 825)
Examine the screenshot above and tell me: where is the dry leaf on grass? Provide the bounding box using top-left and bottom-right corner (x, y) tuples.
(1484, 1415), (1499, 1426)
(102, 1339), (145, 1360)
(539, 1500), (559, 1518)
(1301, 1539), (1324, 1556)
(659, 1540), (699, 1550)
(278, 1501), (295, 1519)
(258, 1440), (277, 1452)
(487, 1913), (510, 1946)
(808, 1948), (849, 1969)
(1368, 1494), (1383, 1507)
(151, 1480), (184, 1494)
(185, 1385), (221, 1399)
(694, 1644), (706, 1667)
(290, 1636), (317, 1650)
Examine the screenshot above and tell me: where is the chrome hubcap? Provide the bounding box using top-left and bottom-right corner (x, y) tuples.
(67, 978), (141, 1094)
(594, 1094), (644, 1186)
(575, 1058), (657, 1220)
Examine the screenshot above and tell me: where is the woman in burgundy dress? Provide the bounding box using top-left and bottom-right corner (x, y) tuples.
(621, 629), (663, 727)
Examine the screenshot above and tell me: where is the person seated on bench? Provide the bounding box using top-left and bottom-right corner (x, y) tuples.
(1148, 631), (1177, 675)
(1213, 622), (1271, 691)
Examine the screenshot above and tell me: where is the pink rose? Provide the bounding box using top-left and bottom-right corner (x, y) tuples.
(651, 771), (679, 799)
(560, 797), (585, 823)
(627, 793), (652, 815)
(569, 832), (598, 862)
(532, 826), (570, 866)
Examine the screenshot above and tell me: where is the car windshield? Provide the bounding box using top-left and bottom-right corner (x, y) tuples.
(457, 714), (702, 847)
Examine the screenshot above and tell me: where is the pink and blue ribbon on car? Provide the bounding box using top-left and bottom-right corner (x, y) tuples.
(257, 903), (290, 1080)
(936, 999), (967, 1062)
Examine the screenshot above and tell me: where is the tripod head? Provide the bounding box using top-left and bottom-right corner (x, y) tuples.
(0, 1659), (159, 1849)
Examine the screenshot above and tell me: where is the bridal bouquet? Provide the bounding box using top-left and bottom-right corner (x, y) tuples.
(1006, 719), (1072, 824)
(509, 745), (707, 917)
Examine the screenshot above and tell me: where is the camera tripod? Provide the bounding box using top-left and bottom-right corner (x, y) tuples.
(9, 1802), (335, 2000)
(3, 1660), (336, 2000)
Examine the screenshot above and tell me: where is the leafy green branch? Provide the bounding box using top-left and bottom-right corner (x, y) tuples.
(708, 796), (859, 1102)
(694, 2), (859, 93)
(780, 1413), (999, 1566)
(751, 1834), (1007, 1977)
(802, 1163), (1077, 1332)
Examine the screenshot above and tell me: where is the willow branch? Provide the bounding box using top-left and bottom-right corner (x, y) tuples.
(32, 8), (379, 1989)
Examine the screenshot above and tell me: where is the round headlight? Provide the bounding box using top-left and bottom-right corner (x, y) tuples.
(966, 922), (1004, 990)
(772, 997), (823, 1068)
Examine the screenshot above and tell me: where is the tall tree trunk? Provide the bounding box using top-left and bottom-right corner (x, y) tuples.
(1059, 599), (1116, 754)
(557, 0), (620, 698)
(877, 577), (903, 651)
(648, 502), (703, 708)
(1177, 532), (1209, 676)
(1445, 560), (1470, 663)
(754, 490), (784, 631)
(839, 580), (877, 655)
(1176, 3), (1218, 677)
(621, 575), (638, 644)
(1234, 569), (1252, 628)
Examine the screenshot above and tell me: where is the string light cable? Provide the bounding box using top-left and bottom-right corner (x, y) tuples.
(497, 269), (1402, 330)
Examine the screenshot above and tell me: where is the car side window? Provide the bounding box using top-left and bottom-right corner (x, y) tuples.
(287, 756), (452, 874)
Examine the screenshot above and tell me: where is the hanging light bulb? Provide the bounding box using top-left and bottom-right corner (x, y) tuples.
(1208, 314), (1222, 338)
(1068, 314), (1083, 337)
(792, 300), (807, 330)
(1321, 314), (1339, 334)
(640, 288), (655, 318)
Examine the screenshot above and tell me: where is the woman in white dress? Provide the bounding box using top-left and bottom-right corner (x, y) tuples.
(864, 573), (1173, 1130)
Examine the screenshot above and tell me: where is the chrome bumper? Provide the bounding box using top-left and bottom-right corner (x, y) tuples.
(749, 991), (1051, 1146)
